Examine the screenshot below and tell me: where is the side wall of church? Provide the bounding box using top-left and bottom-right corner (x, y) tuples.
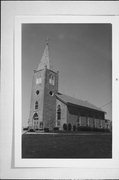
(56, 99), (67, 130)
(67, 105), (105, 130)
(67, 108), (78, 128)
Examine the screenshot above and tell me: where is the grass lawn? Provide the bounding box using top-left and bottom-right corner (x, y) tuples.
(22, 133), (112, 158)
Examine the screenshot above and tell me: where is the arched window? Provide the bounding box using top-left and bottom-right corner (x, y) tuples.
(57, 105), (61, 120)
(33, 113), (38, 120)
(40, 122), (43, 129)
(93, 119), (95, 128)
(49, 74), (55, 85)
(36, 77), (42, 84)
(63, 123), (67, 131)
(35, 101), (38, 109)
(86, 117), (89, 127)
(77, 116), (81, 126)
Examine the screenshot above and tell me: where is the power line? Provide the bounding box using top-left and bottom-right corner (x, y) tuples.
(100, 100), (112, 108)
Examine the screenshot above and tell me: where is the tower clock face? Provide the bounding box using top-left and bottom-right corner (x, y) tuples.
(36, 77), (42, 84)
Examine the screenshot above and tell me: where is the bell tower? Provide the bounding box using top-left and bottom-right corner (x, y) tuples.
(28, 41), (58, 130)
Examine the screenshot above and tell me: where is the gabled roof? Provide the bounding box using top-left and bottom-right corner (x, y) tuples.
(56, 93), (105, 112)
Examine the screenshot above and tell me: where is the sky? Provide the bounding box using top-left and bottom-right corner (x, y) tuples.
(22, 24), (112, 127)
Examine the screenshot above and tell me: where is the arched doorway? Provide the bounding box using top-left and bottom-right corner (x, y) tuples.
(33, 112), (39, 130)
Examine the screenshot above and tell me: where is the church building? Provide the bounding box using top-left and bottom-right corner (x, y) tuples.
(28, 42), (110, 131)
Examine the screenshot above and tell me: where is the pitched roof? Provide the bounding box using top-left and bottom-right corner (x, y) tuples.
(56, 93), (104, 112)
(37, 41), (51, 71)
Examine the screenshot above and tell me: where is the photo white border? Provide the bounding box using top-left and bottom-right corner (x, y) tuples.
(15, 15), (119, 168)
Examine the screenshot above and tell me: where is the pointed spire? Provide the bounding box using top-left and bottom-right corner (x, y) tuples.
(37, 39), (50, 71)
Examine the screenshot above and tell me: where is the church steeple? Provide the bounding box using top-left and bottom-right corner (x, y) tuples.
(29, 40), (59, 131)
(37, 40), (51, 71)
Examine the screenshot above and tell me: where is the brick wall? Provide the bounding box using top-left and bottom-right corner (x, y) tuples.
(67, 105), (105, 130)
(56, 99), (67, 130)
(43, 69), (58, 130)
(95, 119), (101, 128)
(29, 69), (45, 129)
(81, 116), (87, 126)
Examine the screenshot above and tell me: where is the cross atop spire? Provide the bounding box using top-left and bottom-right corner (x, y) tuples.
(37, 39), (51, 71)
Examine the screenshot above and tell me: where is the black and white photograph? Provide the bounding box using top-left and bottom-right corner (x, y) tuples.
(1, 1), (119, 179)
(22, 23), (112, 159)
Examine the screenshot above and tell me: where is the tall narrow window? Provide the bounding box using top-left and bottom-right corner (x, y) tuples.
(49, 74), (55, 85)
(33, 113), (38, 120)
(93, 119), (95, 128)
(77, 116), (81, 126)
(40, 122), (43, 128)
(36, 77), (42, 84)
(86, 117), (89, 126)
(35, 101), (38, 109)
(57, 105), (61, 120)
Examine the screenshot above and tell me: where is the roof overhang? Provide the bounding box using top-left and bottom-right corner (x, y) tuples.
(67, 102), (106, 113)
